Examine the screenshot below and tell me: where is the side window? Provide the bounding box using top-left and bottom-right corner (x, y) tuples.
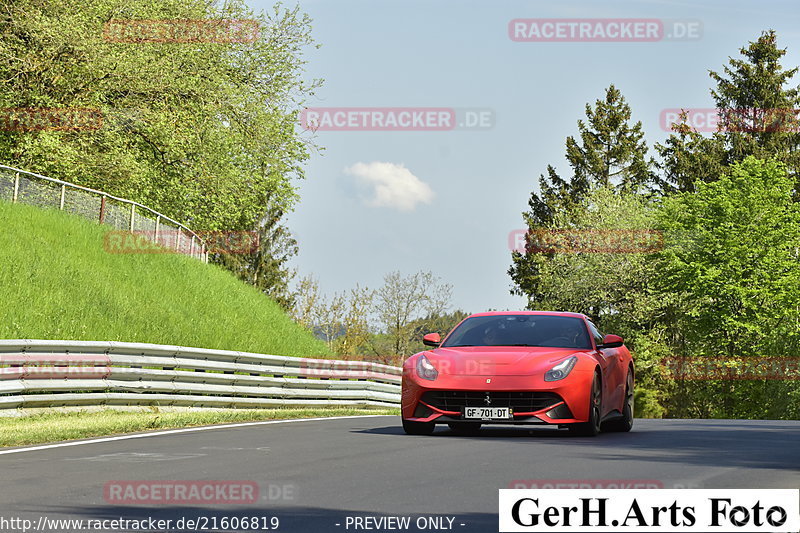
(587, 320), (604, 347)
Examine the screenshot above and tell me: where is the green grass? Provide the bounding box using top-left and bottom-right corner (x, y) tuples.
(0, 408), (399, 447)
(0, 200), (330, 357)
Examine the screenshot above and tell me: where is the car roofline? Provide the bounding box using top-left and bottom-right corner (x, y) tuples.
(466, 310), (587, 319)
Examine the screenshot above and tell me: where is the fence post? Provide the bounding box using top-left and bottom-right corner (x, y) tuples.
(190, 235), (196, 258)
(99, 195), (106, 224)
(154, 215), (160, 245)
(12, 173), (19, 203)
(59, 184), (65, 210)
(129, 203), (135, 231)
(175, 229), (181, 251)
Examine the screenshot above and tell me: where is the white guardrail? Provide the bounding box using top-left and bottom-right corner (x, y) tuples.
(0, 340), (401, 410)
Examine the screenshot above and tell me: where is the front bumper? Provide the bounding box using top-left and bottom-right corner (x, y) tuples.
(401, 371), (593, 425)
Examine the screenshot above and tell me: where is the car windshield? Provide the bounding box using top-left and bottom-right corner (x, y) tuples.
(441, 314), (592, 349)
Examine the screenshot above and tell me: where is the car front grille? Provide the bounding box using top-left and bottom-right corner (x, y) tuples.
(421, 390), (562, 413)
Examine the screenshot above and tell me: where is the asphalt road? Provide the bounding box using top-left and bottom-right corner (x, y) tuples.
(1, 416), (798, 533)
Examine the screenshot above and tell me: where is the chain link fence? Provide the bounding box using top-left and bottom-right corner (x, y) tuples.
(0, 164), (207, 262)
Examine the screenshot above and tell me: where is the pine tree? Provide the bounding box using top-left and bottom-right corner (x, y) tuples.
(566, 85), (652, 194)
(214, 204), (298, 311)
(653, 112), (727, 193)
(509, 85), (653, 306)
(656, 30), (800, 193)
(711, 30), (800, 164)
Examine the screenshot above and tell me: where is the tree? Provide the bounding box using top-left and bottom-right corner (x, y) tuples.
(655, 157), (800, 418)
(524, 186), (659, 325)
(373, 271), (452, 360)
(290, 277), (374, 358)
(0, 0), (321, 231)
(291, 275), (322, 330)
(513, 185), (666, 417)
(510, 85), (654, 305)
(334, 285), (374, 358)
(710, 30), (800, 171)
(312, 292), (346, 353)
(404, 309), (470, 355)
(653, 112), (727, 193)
(656, 31), (800, 193)
(214, 203), (298, 311)
(657, 157), (800, 358)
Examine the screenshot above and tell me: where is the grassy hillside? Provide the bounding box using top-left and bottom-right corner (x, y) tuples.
(0, 201), (330, 357)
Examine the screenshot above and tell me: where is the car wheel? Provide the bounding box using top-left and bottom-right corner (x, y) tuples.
(402, 418), (435, 435)
(448, 422), (481, 435)
(605, 371), (634, 433)
(569, 372), (602, 437)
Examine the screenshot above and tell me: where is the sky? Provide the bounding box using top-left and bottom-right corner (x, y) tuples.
(244, 0), (800, 314)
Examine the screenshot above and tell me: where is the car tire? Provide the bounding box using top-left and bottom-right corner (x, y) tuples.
(402, 418), (435, 435)
(569, 372), (602, 437)
(604, 371), (634, 433)
(448, 422), (481, 435)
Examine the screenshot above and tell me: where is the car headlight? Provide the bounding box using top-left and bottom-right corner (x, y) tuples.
(545, 356), (578, 381)
(416, 354), (438, 381)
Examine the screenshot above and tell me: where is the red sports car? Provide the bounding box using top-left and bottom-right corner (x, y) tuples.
(401, 311), (634, 436)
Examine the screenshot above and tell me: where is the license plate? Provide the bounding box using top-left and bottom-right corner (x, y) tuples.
(464, 407), (512, 420)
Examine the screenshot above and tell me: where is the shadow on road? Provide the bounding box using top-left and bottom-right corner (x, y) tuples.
(358, 419), (800, 471)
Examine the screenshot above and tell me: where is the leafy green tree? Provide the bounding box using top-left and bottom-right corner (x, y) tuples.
(0, 0), (320, 231)
(404, 309), (470, 355)
(373, 271), (452, 361)
(513, 185), (667, 416)
(656, 157), (800, 418)
(526, 186), (659, 326)
(658, 157), (800, 357)
(333, 285), (374, 358)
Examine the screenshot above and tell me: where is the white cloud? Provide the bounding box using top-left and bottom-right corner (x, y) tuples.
(344, 161), (435, 212)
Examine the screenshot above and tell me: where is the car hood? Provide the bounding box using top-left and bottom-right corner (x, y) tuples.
(425, 346), (588, 376)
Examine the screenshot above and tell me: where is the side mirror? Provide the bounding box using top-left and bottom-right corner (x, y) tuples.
(597, 334), (624, 349)
(422, 333), (441, 347)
